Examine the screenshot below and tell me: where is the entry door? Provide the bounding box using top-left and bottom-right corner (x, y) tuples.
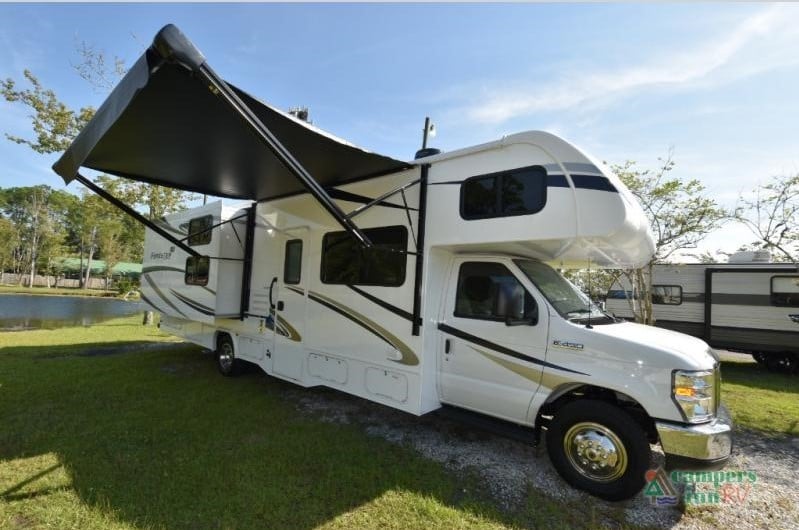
(270, 232), (308, 381)
(438, 259), (548, 424)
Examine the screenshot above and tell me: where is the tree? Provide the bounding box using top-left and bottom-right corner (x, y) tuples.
(0, 217), (19, 284)
(2, 48), (197, 274)
(734, 173), (798, 262)
(609, 154), (728, 324)
(1, 70), (95, 154)
(0, 186), (71, 287)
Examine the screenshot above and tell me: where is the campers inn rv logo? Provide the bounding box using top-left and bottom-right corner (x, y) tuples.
(644, 468), (756, 506)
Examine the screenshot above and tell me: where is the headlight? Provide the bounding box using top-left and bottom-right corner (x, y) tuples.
(672, 369), (717, 423)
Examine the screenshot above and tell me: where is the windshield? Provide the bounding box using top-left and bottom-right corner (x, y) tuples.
(513, 259), (613, 323)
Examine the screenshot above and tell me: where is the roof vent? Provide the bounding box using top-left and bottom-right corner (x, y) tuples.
(728, 250), (772, 263)
(415, 147), (441, 160)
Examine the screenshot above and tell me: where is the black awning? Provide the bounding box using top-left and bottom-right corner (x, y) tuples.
(53, 26), (410, 202)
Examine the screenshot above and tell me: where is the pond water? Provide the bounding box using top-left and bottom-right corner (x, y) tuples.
(0, 294), (144, 331)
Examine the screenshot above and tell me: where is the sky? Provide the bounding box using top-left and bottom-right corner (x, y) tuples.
(1, 2), (797, 259)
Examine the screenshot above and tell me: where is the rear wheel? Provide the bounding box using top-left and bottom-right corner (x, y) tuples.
(546, 400), (650, 501)
(765, 353), (798, 374)
(215, 334), (240, 376)
(752, 352), (768, 366)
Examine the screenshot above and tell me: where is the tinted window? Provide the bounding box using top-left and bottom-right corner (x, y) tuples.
(284, 240), (303, 285)
(455, 262), (536, 322)
(461, 166), (547, 219)
(185, 256), (210, 286)
(771, 276), (799, 307)
(188, 215), (213, 246)
(462, 176), (497, 217)
(651, 285), (682, 305)
(321, 226), (408, 286)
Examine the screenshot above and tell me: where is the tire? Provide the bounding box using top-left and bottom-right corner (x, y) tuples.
(546, 400), (650, 501)
(765, 353), (798, 374)
(752, 352), (768, 366)
(215, 334), (240, 377)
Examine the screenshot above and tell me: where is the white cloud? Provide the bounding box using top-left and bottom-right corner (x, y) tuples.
(463, 4), (799, 124)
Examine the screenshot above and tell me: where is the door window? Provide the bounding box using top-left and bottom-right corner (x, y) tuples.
(454, 262), (536, 322)
(284, 239), (303, 285)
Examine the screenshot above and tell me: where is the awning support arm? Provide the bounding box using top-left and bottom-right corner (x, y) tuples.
(192, 60), (374, 247)
(75, 173), (201, 259)
(344, 179), (421, 221)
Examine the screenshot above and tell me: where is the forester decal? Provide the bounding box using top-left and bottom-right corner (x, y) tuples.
(306, 291), (419, 366)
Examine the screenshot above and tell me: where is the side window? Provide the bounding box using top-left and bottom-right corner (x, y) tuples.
(185, 256), (210, 286)
(461, 166), (547, 220)
(188, 215), (213, 246)
(454, 262), (537, 322)
(284, 240), (303, 285)
(321, 226), (408, 286)
(651, 285), (682, 305)
(771, 276), (799, 307)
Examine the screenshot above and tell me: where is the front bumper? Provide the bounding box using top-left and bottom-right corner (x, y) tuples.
(656, 405), (733, 470)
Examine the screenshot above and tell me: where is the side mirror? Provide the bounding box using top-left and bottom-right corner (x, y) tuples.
(496, 283), (537, 326)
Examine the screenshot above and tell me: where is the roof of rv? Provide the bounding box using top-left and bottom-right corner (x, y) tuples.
(52, 30), (410, 202)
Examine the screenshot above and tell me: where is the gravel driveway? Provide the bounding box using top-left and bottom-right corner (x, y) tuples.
(288, 385), (799, 530)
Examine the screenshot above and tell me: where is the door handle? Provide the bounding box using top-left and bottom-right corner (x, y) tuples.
(789, 314), (799, 324)
(445, 338), (451, 354)
(268, 277), (277, 309)
(277, 301), (285, 311)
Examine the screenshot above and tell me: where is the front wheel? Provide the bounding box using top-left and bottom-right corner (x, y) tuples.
(546, 400), (650, 501)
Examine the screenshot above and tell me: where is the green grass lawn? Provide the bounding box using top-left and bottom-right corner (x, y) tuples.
(2, 318), (795, 529)
(0, 316), (600, 530)
(720, 358), (799, 436)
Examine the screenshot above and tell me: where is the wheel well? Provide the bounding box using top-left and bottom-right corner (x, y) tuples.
(536, 385), (658, 443)
(214, 331), (232, 350)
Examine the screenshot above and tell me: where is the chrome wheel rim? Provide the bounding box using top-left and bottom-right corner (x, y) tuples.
(218, 342), (234, 371)
(563, 422), (628, 482)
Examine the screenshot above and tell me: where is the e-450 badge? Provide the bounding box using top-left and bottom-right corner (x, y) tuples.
(552, 340), (584, 350)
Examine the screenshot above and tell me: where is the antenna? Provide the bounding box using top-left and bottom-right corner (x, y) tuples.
(421, 117), (435, 149)
(586, 259), (593, 329)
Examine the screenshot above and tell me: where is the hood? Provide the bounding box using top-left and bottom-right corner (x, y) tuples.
(577, 321), (717, 371)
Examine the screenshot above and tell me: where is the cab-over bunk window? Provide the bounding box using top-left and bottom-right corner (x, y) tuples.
(461, 165), (547, 220)
(321, 225), (408, 286)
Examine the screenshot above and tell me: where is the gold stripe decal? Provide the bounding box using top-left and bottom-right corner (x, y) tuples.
(467, 346), (574, 390)
(307, 290), (419, 366)
(468, 346), (542, 384)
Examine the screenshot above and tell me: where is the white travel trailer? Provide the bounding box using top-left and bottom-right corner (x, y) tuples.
(53, 25), (732, 501)
(606, 256), (799, 372)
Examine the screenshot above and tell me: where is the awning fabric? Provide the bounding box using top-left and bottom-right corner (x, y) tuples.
(53, 31), (410, 202)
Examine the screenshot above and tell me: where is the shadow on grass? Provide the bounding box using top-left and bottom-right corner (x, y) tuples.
(0, 344), (538, 530)
(720, 360), (799, 393)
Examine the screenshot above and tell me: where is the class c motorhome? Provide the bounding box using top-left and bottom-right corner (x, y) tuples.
(53, 24), (732, 501)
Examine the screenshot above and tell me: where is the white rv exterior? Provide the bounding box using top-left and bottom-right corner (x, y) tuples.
(606, 261), (799, 372)
(142, 131), (732, 501)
